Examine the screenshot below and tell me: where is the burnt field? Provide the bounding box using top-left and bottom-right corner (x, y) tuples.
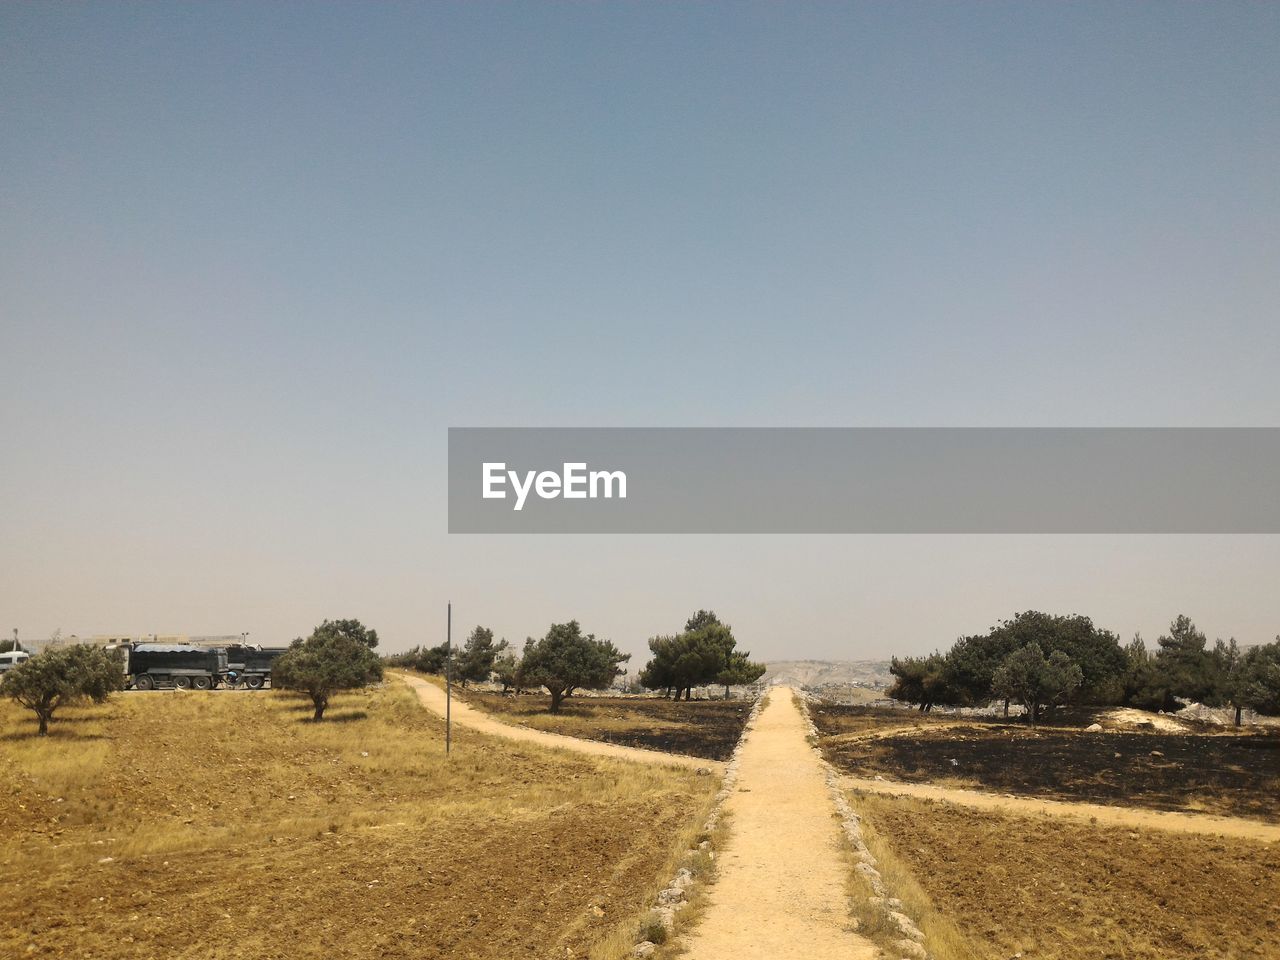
(462, 691), (752, 761)
(814, 704), (1280, 820)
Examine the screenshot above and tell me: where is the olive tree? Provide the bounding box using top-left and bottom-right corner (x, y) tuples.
(991, 642), (1083, 726)
(273, 619), (383, 720)
(520, 621), (629, 712)
(1, 644), (124, 735)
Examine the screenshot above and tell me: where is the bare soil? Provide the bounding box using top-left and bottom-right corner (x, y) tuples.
(854, 793), (1280, 960)
(0, 684), (718, 960)
(459, 688), (752, 761)
(813, 704), (1280, 820)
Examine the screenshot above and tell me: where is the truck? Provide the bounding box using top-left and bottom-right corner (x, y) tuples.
(111, 642), (228, 690)
(222, 644), (288, 689)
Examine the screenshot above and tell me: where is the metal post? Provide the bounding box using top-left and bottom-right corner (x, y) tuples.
(445, 602), (452, 755)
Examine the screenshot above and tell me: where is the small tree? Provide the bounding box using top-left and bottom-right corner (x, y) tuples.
(716, 651), (766, 698)
(887, 653), (957, 712)
(1227, 639), (1280, 725)
(492, 649), (521, 693)
(520, 621), (629, 712)
(273, 620), (384, 720)
(1, 645), (125, 735)
(991, 643), (1083, 726)
(455, 626), (508, 687)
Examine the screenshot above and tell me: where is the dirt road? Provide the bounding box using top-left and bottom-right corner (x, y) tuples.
(842, 775), (1280, 843)
(395, 672), (723, 771)
(683, 688), (879, 960)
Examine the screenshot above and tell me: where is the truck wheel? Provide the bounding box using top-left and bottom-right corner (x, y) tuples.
(246, 676), (264, 690)
(192, 676), (212, 690)
(174, 676), (192, 690)
(134, 675), (155, 691)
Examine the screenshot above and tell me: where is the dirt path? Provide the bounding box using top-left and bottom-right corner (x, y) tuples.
(841, 775), (1280, 843)
(683, 688), (879, 960)
(394, 672), (723, 771)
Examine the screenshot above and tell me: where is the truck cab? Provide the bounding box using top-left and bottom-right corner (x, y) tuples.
(0, 650), (31, 673)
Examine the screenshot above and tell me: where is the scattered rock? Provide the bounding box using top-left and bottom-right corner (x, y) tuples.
(1149, 750), (1164, 759)
(893, 938), (928, 959)
(632, 943), (656, 958)
(1085, 722), (1103, 732)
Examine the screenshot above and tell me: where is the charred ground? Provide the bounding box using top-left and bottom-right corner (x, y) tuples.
(813, 703), (1280, 820)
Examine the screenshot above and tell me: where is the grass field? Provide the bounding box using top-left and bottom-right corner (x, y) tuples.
(813, 703), (1280, 820)
(0, 684), (719, 960)
(849, 792), (1280, 960)
(459, 689), (752, 761)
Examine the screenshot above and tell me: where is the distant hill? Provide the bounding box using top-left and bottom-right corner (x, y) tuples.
(763, 659), (892, 691)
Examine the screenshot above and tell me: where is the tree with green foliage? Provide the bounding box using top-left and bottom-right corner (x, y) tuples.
(887, 653), (958, 712)
(1121, 633), (1157, 707)
(492, 648), (521, 693)
(716, 650), (767, 698)
(454, 626), (508, 687)
(991, 642), (1083, 726)
(640, 611), (758, 701)
(1, 644), (125, 735)
(273, 619), (384, 720)
(520, 621), (629, 712)
(312, 618), (379, 650)
(684, 609), (721, 633)
(1226, 639), (1280, 725)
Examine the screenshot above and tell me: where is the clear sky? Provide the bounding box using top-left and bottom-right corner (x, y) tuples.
(3, 3), (1279, 661)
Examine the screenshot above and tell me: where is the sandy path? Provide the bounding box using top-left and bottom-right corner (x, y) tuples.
(841, 775), (1280, 843)
(394, 672), (723, 771)
(684, 688), (879, 960)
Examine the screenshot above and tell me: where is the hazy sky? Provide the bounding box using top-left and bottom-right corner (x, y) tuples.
(3, 4), (1279, 662)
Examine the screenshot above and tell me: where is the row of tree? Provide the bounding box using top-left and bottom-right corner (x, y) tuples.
(386, 620), (630, 713)
(888, 611), (1280, 725)
(387, 609), (766, 712)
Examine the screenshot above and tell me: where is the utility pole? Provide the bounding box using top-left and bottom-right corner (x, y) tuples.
(445, 602), (452, 755)
(11, 628), (17, 653)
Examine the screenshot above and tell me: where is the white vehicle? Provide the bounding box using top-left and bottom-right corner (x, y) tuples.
(0, 650), (31, 673)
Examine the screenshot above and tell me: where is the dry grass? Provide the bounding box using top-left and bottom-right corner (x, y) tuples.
(0, 683), (719, 960)
(850, 791), (1280, 960)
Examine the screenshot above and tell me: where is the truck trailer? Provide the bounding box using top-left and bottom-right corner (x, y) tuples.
(112, 643), (228, 690)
